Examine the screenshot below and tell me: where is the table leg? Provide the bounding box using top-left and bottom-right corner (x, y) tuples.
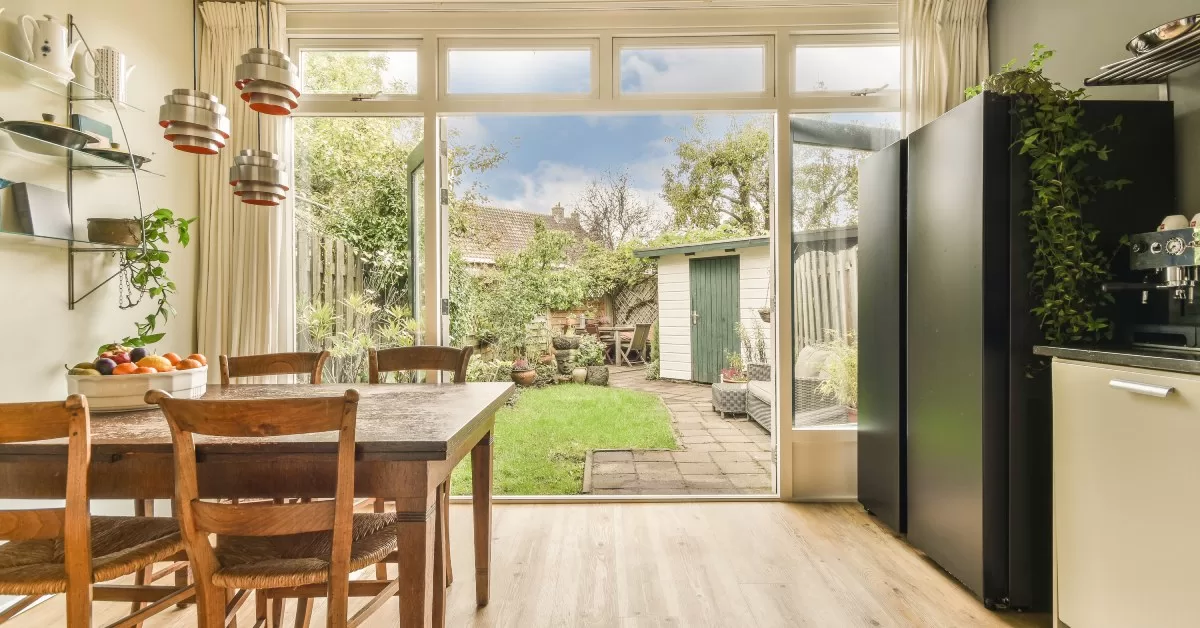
(433, 484), (447, 628)
(471, 431), (493, 607)
(396, 489), (438, 628)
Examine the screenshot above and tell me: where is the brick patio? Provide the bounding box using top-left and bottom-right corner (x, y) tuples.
(584, 366), (773, 495)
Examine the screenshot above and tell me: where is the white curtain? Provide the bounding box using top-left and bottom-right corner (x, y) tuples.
(900, 0), (990, 133)
(196, 1), (295, 382)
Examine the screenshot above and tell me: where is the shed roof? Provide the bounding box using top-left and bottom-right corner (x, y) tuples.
(632, 236), (769, 259)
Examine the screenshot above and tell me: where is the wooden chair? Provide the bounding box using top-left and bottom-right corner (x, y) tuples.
(0, 395), (193, 627)
(620, 323), (653, 365)
(149, 389), (406, 628)
(366, 345), (472, 584)
(218, 351), (330, 386)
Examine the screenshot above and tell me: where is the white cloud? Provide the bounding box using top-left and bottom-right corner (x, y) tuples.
(620, 47), (765, 94)
(447, 49), (591, 94)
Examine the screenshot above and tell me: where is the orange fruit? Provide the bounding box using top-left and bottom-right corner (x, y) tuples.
(137, 355), (172, 372)
(112, 363), (138, 375)
(133, 367), (157, 374)
(157, 365), (176, 373)
(186, 353), (207, 366)
(178, 359), (202, 370)
(163, 352), (182, 366)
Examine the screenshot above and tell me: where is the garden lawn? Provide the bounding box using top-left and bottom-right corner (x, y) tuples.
(450, 384), (677, 495)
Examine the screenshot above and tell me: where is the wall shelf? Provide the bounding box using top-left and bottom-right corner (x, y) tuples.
(0, 130), (161, 177)
(1086, 27), (1200, 86)
(0, 228), (145, 253)
(0, 50), (144, 112)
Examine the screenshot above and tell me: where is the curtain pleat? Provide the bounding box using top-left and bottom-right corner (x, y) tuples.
(196, 1), (295, 382)
(900, 0), (990, 133)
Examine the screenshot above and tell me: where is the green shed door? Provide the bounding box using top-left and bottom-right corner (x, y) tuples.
(689, 256), (741, 384)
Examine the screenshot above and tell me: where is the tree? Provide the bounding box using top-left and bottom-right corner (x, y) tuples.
(573, 169), (654, 249)
(662, 118), (771, 235)
(792, 147), (865, 230)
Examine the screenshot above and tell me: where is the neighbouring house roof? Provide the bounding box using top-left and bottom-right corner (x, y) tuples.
(632, 236), (769, 259)
(457, 204), (593, 265)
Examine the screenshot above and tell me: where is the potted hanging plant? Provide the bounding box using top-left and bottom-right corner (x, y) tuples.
(816, 332), (858, 422)
(104, 208), (196, 351)
(510, 358), (537, 387)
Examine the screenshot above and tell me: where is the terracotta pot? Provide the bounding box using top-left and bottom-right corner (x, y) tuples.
(511, 369), (537, 387)
(539, 354), (555, 365)
(571, 367), (587, 384)
(847, 407), (858, 423)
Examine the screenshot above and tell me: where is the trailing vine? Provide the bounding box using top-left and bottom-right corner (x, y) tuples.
(968, 45), (1130, 345)
(113, 208), (195, 350)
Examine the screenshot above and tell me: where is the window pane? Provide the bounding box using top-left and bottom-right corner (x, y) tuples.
(794, 45), (900, 93)
(299, 50), (418, 95)
(446, 49), (592, 95)
(619, 45), (765, 94)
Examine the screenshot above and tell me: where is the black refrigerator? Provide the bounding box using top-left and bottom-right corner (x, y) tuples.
(897, 92), (1174, 611)
(857, 139), (907, 535)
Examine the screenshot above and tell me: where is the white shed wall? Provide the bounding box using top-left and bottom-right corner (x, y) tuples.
(655, 246), (772, 381)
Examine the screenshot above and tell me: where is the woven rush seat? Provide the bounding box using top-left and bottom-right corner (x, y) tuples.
(0, 515), (182, 596)
(212, 512), (400, 589)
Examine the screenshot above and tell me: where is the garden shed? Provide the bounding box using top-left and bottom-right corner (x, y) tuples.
(634, 237), (771, 384)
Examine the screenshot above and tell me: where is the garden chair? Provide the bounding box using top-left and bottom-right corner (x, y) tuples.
(150, 389), (408, 628)
(366, 345), (473, 583)
(218, 350), (330, 385)
(620, 323), (653, 365)
(0, 395), (193, 628)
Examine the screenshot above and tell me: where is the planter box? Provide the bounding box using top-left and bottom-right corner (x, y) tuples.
(711, 381), (747, 417)
(67, 366), (208, 413)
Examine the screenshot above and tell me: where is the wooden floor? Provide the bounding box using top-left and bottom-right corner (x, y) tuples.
(10, 502), (1048, 627)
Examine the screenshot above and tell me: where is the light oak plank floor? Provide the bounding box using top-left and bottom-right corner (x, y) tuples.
(8, 502), (1048, 627)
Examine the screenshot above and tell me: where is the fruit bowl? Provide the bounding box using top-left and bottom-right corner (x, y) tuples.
(66, 366), (208, 413)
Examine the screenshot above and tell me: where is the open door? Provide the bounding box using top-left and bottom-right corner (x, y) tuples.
(406, 141), (425, 344)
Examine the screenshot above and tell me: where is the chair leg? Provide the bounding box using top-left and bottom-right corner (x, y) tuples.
(193, 584), (225, 628)
(374, 498), (389, 580)
(443, 481), (453, 586)
(293, 597), (313, 628)
(130, 499), (155, 627)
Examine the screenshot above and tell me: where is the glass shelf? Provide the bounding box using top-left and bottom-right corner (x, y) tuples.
(0, 50), (145, 113)
(0, 228), (145, 253)
(0, 128), (162, 177)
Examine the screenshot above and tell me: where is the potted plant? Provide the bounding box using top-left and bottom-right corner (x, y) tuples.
(816, 332), (858, 422)
(552, 330), (580, 350)
(108, 208), (195, 351)
(758, 305), (771, 323)
(578, 335), (608, 385)
(721, 351), (749, 385)
(510, 358), (537, 387)
(737, 321), (770, 381)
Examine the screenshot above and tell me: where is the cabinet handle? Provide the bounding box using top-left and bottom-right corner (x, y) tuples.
(1109, 379), (1174, 398)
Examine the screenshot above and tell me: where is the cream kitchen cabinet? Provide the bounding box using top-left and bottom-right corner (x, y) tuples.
(1051, 358), (1200, 628)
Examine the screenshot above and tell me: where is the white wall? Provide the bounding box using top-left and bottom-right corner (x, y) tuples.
(655, 245), (772, 381)
(0, 1), (199, 402)
(988, 0), (1200, 209)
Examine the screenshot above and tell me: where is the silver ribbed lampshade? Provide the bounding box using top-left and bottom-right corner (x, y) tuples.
(158, 89), (231, 155)
(229, 149), (289, 206)
(234, 47), (300, 116)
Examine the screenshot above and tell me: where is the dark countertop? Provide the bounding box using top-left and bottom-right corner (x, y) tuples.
(1034, 345), (1200, 375)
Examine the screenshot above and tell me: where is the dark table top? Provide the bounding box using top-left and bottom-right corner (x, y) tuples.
(0, 382), (514, 460)
(1034, 345), (1200, 375)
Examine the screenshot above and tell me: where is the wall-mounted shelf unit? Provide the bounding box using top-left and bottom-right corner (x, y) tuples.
(1086, 27), (1200, 88)
(0, 14), (152, 311)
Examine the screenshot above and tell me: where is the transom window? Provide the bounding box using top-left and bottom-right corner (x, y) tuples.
(793, 43), (901, 95)
(616, 37), (771, 96)
(293, 39), (419, 97)
(441, 40), (598, 98)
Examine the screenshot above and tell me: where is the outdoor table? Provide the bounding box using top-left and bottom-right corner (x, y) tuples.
(0, 382), (514, 628)
(599, 325), (636, 366)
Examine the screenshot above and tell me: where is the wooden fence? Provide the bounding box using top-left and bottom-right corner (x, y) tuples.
(295, 222), (365, 344)
(793, 244), (859, 347)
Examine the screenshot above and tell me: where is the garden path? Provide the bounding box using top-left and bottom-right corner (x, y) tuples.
(587, 366), (773, 495)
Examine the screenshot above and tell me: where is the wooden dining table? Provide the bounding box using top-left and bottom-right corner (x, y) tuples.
(0, 381), (514, 628)
(598, 325), (636, 366)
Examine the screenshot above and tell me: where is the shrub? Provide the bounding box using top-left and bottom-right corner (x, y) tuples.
(466, 358), (514, 382)
(577, 335), (607, 367)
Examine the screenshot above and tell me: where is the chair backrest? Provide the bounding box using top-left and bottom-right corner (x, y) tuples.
(219, 351), (330, 386)
(0, 396), (92, 598)
(628, 323), (652, 350)
(148, 389), (360, 603)
(368, 346), (474, 384)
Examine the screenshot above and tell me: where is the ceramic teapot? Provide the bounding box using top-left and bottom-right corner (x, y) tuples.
(19, 14), (81, 79)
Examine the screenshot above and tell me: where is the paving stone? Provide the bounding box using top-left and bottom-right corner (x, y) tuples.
(685, 443), (725, 452)
(681, 435), (715, 445)
(722, 442), (759, 452)
(591, 473), (637, 489)
(671, 451), (713, 463)
(710, 451), (753, 463)
(749, 451), (773, 462)
(713, 433), (751, 443)
(716, 461), (764, 474)
(634, 461), (678, 474)
(676, 462), (721, 475)
(674, 422), (706, 431)
(633, 450), (673, 462)
(678, 429), (711, 438)
(728, 474), (773, 489)
(593, 450), (633, 463)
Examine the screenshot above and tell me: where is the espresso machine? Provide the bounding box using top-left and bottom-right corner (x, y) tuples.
(1104, 227), (1200, 349)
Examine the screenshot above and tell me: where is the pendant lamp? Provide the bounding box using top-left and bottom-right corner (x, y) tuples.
(157, 0), (230, 155)
(229, 0), (289, 207)
(234, 0), (299, 115)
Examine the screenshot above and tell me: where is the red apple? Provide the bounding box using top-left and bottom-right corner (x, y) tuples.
(111, 352), (131, 365)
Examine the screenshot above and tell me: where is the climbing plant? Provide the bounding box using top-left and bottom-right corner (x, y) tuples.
(967, 45), (1130, 345)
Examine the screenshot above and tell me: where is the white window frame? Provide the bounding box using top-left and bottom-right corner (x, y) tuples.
(613, 35), (774, 99)
(791, 33), (901, 111)
(289, 38), (423, 102)
(439, 38), (601, 102)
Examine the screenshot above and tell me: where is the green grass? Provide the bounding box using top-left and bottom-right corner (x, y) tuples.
(450, 384), (678, 496)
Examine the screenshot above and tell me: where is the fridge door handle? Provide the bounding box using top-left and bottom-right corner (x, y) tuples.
(1108, 379), (1174, 398)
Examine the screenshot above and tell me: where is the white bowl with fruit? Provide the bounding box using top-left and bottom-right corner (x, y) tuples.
(66, 347), (209, 412)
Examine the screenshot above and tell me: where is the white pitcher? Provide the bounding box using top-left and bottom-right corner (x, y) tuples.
(94, 46), (135, 102)
(19, 14), (81, 78)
